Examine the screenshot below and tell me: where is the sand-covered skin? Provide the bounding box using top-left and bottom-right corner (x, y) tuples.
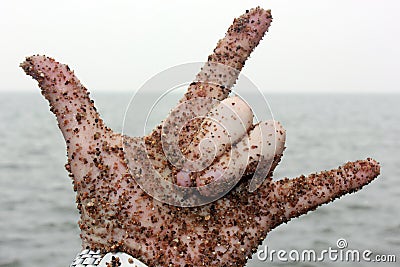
(20, 7), (380, 267)
(145, 7), (274, 185)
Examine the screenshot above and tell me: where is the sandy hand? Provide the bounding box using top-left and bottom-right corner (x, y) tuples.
(20, 7), (380, 267)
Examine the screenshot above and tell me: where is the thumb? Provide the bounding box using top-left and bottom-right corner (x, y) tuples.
(272, 158), (380, 224)
(20, 55), (109, 146)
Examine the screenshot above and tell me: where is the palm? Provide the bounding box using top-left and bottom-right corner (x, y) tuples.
(21, 7), (379, 267)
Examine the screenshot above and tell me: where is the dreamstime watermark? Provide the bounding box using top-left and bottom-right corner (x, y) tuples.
(257, 238), (397, 263)
(122, 62), (278, 207)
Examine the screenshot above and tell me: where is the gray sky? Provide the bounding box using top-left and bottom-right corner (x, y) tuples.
(1, 0), (399, 93)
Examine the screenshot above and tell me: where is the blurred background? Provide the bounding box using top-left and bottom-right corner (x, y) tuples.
(0, 0), (399, 266)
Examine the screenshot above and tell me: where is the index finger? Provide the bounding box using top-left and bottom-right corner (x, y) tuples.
(182, 7), (273, 102)
(144, 7), (273, 182)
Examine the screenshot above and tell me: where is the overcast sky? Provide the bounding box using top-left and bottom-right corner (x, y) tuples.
(1, 0), (399, 93)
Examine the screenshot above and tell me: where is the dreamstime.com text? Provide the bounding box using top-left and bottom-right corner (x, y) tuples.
(257, 238), (396, 263)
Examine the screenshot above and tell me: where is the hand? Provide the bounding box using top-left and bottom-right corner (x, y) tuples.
(21, 7), (380, 267)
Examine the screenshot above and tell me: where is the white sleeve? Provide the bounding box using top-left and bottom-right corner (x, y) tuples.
(71, 250), (148, 267)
